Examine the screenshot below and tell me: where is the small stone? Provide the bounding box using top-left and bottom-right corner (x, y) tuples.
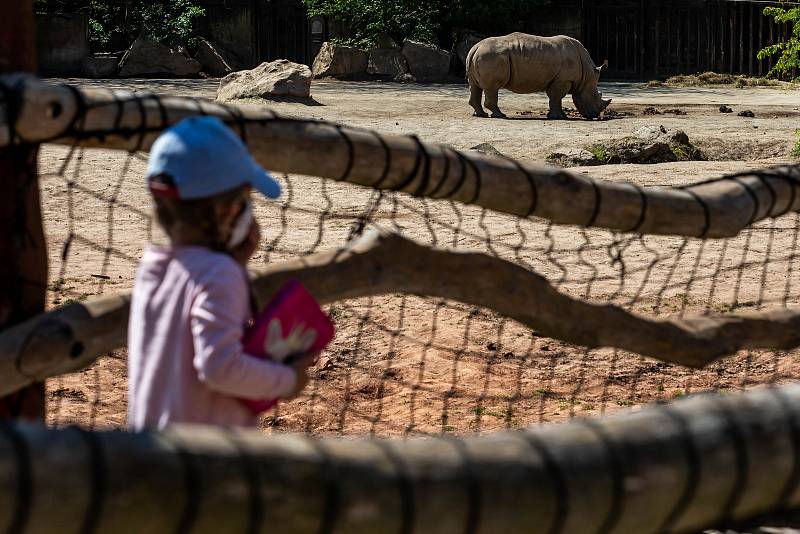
(469, 143), (505, 158)
(719, 105), (733, 113)
(737, 109), (755, 118)
(633, 125), (668, 140)
(546, 148), (600, 168)
(486, 342), (498, 351)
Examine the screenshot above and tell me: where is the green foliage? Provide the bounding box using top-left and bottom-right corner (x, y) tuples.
(303, 0), (441, 47)
(34, 0), (205, 51)
(302, 0), (552, 49)
(757, 2), (800, 81)
(131, 1), (206, 48)
(793, 129), (800, 158)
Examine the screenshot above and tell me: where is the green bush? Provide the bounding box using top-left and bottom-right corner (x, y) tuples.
(34, 0), (205, 52)
(793, 129), (800, 158)
(302, 0), (553, 49)
(303, 0), (442, 47)
(757, 2), (800, 81)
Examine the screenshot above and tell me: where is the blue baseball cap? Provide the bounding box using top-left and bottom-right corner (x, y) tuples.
(146, 116), (281, 200)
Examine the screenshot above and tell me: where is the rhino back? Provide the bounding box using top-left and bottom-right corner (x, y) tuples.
(472, 33), (591, 94)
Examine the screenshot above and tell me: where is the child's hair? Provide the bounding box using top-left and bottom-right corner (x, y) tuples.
(150, 173), (247, 250)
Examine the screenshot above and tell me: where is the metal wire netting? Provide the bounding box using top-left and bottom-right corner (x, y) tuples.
(38, 136), (800, 436)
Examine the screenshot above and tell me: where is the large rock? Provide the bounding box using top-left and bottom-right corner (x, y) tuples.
(367, 48), (409, 78)
(401, 40), (451, 82)
(455, 31), (483, 66)
(118, 35), (201, 77)
(312, 42), (368, 79)
(216, 60), (312, 101)
(546, 148), (601, 168)
(81, 54), (118, 78)
(371, 33), (399, 49)
(195, 39), (234, 77)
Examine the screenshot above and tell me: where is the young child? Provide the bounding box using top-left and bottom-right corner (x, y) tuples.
(128, 116), (313, 430)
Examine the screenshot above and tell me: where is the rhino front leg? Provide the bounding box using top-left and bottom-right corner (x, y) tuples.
(546, 81), (571, 120)
(483, 86), (506, 119)
(469, 84), (488, 117)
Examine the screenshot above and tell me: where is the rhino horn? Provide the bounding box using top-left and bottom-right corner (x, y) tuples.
(596, 60), (609, 74)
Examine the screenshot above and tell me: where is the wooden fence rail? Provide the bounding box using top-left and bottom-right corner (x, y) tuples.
(3, 383), (800, 533)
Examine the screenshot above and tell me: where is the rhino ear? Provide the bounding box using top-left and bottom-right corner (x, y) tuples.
(596, 60), (609, 74)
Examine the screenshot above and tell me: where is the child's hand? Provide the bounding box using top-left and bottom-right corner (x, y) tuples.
(230, 222), (260, 266)
(282, 353), (318, 400)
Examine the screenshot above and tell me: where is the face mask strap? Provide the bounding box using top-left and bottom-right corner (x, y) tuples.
(226, 200), (253, 250)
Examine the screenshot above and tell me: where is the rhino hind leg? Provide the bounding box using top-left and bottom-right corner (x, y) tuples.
(483, 87), (506, 119)
(546, 81), (571, 120)
(469, 84), (487, 117)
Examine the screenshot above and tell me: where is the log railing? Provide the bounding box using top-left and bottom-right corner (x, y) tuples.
(2, 384), (800, 533)
(1, 75), (799, 239)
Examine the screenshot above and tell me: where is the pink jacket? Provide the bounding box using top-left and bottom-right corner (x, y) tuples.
(127, 245), (296, 430)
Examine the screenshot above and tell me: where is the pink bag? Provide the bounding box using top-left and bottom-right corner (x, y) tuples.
(240, 279), (335, 413)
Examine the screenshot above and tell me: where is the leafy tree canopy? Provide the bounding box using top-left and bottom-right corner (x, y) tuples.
(34, 0), (205, 52)
(757, 2), (800, 81)
(303, 0), (553, 49)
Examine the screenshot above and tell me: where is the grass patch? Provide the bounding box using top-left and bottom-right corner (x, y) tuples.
(793, 130), (800, 158)
(63, 293), (91, 306)
(471, 405), (515, 421)
(586, 143), (620, 164)
(654, 72), (790, 88)
(713, 300), (757, 314)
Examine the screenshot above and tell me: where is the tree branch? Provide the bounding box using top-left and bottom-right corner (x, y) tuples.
(1, 230), (799, 397)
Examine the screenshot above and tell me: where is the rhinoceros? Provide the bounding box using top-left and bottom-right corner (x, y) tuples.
(466, 33), (611, 120)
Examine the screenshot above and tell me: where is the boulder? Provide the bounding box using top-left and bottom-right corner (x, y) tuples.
(455, 31), (483, 66)
(118, 35), (201, 77)
(216, 60), (312, 101)
(372, 33), (399, 49)
(195, 39), (234, 77)
(312, 42), (368, 79)
(81, 54), (118, 78)
(401, 40), (452, 82)
(633, 125), (689, 146)
(367, 48), (409, 78)
(546, 148), (600, 168)
(633, 125), (668, 141)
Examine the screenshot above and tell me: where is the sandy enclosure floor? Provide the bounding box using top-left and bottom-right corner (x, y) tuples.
(41, 78), (800, 436)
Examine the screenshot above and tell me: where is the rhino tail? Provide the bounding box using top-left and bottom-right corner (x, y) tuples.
(465, 43), (480, 86)
(465, 45), (478, 84)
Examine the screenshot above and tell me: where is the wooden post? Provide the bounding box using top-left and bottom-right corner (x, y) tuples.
(0, 0), (47, 421)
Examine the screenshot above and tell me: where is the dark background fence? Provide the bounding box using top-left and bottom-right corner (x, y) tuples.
(32, 0), (797, 79)
(584, 0), (797, 79)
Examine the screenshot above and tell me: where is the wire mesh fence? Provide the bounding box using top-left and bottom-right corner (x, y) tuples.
(2, 77), (800, 533)
(38, 137), (800, 436)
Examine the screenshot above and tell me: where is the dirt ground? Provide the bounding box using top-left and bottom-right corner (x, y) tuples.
(42, 78), (800, 437)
